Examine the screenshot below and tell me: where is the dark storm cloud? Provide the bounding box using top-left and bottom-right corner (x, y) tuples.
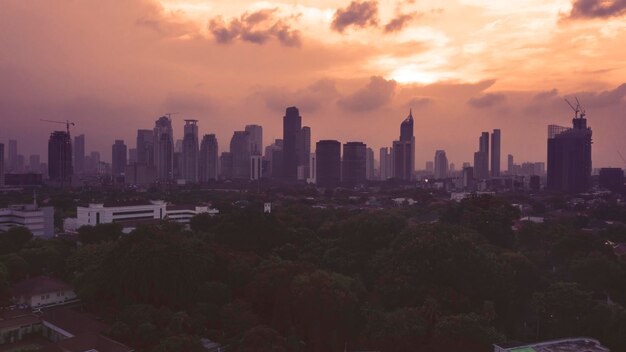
(568, 0), (626, 18)
(208, 9), (302, 47)
(467, 93), (506, 108)
(331, 1), (379, 32)
(383, 13), (418, 33)
(337, 76), (396, 112)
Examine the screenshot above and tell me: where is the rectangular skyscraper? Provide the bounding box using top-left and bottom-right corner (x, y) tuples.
(74, 135), (85, 175)
(379, 147), (392, 181)
(473, 132), (490, 180)
(316, 140), (341, 188)
(342, 142), (367, 186)
(7, 140), (17, 173)
(245, 125), (263, 156)
(112, 140), (127, 176)
(490, 129), (501, 177)
(547, 112), (592, 193)
(365, 147), (374, 180)
(199, 134), (219, 182)
(434, 150), (448, 179)
(0, 143), (4, 187)
(297, 126), (311, 180)
(182, 120), (199, 182)
(230, 131), (251, 179)
(48, 131), (73, 186)
(282, 107), (302, 181)
(393, 110), (415, 181)
(153, 116), (174, 181)
(136, 129), (154, 166)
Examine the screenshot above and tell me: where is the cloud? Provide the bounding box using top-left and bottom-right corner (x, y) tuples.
(568, 0), (626, 19)
(208, 9), (301, 47)
(406, 96), (432, 108)
(256, 79), (340, 113)
(161, 92), (217, 115)
(331, 1), (379, 32)
(467, 93), (506, 108)
(337, 76), (396, 112)
(533, 89), (559, 100)
(575, 83), (626, 107)
(383, 12), (418, 33)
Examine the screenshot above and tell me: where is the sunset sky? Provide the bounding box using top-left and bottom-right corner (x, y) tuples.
(1, 0), (625, 168)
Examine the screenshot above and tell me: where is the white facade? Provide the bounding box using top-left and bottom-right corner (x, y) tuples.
(76, 200), (218, 228)
(0, 204), (54, 238)
(307, 153), (316, 184)
(250, 155), (263, 180)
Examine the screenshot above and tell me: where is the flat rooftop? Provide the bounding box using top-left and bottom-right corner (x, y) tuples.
(497, 337), (609, 352)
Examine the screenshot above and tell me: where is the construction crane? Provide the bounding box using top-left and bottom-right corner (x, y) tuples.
(564, 97), (586, 119)
(41, 119), (75, 135)
(164, 112), (179, 119)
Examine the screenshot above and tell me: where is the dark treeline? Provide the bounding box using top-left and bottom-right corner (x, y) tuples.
(2, 194), (626, 351)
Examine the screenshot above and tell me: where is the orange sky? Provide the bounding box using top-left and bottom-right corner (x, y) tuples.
(1, 0), (625, 168)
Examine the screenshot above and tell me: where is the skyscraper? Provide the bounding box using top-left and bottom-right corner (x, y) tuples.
(507, 154), (514, 174)
(365, 147), (375, 180)
(128, 149), (137, 164)
(112, 140), (127, 176)
(8, 140), (17, 173)
(0, 143), (4, 187)
(379, 147), (392, 180)
(245, 124), (263, 156)
(136, 129), (154, 166)
(74, 134), (85, 175)
(547, 111), (592, 193)
(491, 129), (501, 177)
(153, 116), (174, 181)
(282, 106), (302, 181)
(48, 131), (72, 184)
(434, 150), (448, 179)
(316, 140), (341, 188)
(230, 131), (250, 179)
(473, 132), (489, 180)
(29, 155), (40, 173)
(297, 126), (311, 180)
(393, 110), (415, 181)
(182, 120), (199, 182)
(220, 152), (233, 180)
(199, 134), (219, 182)
(342, 142), (367, 186)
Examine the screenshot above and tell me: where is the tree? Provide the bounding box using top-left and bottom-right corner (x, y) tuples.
(239, 325), (288, 352)
(0, 227), (33, 254)
(77, 223), (122, 244)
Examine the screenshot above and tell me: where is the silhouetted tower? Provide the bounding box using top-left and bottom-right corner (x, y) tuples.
(230, 131), (251, 179)
(491, 129), (501, 177)
(245, 124), (263, 156)
(393, 109), (415, 180)
(111, 140), (127, 176)
(282, 107), (302, 181)
(342, 142), (367, 186)
(153, 116), (174, 181)
(316, 140), (341, 188)
(73, 135), (85, 175)
(473, 132), (490, 180)
(199, 134), (219, 182)
(434, 150), (448, 179)
(136, 129), (154, 166)
(182, 120), (199, 182)
(48, 131), (73, 185)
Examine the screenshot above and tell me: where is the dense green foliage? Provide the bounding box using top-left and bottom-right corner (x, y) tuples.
(2, 194), (626, 351)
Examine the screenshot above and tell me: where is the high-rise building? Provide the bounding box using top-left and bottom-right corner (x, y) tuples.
(199, 134), (219, 182)
(393, 110), (415, 180)
(14, 155), (25, 173)
(547, 112), (592, 193)
(136, 129), (154, 166)
(434, 150), (448, 179)
(379, 147), (393, 180)
(86, 151), (100, 174)
(282, 107), (302, 181)
(230, 131), (250, 179)
(307, 153), (316, 184)
(73, 135), (85, 175)
(48, 131), (72, 184)
(7, 140), (17, 172)
(219, 152), (233, 180)
(251, 155), (263, 180)
(182, 120), (199, 182)
(128, 148), (137, 164)
(29, 155), (40, 173)
(0, 143), (4, 187)
(425, 161), (434, 173)
(342, 142), (367, 186)
(297, 126), (311, 180)
(507, 154), (514, 174)
(153, 116), (174, 181)
(316, 140), (341, 188)
(245, 125), (263, 156)
(449, 163), (456, 173)
(491, 129), (501, 177)
(366, 147), (375, 180)
(111, 140), (127, 176)
(473, 132), (490, 180)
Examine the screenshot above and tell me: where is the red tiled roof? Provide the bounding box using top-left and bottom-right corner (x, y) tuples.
(11, 277), (73, 297)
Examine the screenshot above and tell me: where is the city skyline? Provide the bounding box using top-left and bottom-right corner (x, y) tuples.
(1, 1), (626, 168)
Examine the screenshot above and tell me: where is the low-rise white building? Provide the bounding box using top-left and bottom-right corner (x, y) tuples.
(11, 276), (78, 309)
(76, 200), (218, 230)
(0, 204), (54, 238)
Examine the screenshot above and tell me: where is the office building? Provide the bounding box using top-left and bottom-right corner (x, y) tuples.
(230, 131), (250, 179)
(220, 152), (233, 180)
(342, 142), (367, 186)
(199, 134), (219, 182)
(8, 140), (17, 172)
(136, 129), (154, 165)
(547, 112), (592, 193)
(393, 110), (415, 180)
(0, 203), (54, 238)
(29, 155), (40, 173)
(128, 148), (137, 164)
(434, 150), (448, 179)
(282, 106), (302, 181)
(366, 147), (375, 180)
(245, 124), (263, 156)
(473, 132), (489, 180)
(111, 140), (127, 177)
(379, 147), (393, 180)
(251, 155), (263, 180)
(307, 153), (316, 184)
(462, 166), (474, 188)
(316, 140), (341, 188)
(182, 120), (199, 182)
(507, 154), (514, 174)
(48, 131), (72, 184)
(73, 134), (85, 175)
(153, 116), (174, 181)
(297, 126), (311, 179)
(491, 129), (501, 177)
(0, 143), (4, 187)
